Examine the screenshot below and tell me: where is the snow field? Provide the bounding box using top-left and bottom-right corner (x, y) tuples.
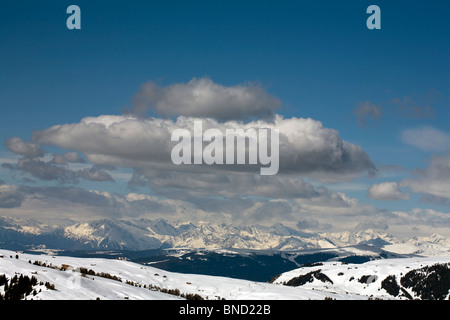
(1, 249), (448, 300)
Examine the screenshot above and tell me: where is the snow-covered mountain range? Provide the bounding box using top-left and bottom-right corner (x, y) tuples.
(1, 216), (449, 256)
(0, 248), (448, 300)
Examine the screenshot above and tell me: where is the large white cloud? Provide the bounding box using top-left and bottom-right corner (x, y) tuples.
(32, 114), (375, 183)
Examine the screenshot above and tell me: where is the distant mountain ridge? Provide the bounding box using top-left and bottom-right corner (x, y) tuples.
(0, 216), (449, 256)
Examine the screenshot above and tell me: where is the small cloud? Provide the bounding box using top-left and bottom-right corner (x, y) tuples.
(367, 181), (410, 201)
(390, 96), (437, 119)
(5, 137), (43, 157)
(354, 101), (382, 127)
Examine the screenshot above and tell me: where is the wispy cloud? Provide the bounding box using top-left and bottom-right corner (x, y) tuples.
(401, 126), (450, 152)
(390, 96), (437, 119)
(354, 101), (382, 127)
(3, 157), (114, 184)
(402, 153), (450, 199)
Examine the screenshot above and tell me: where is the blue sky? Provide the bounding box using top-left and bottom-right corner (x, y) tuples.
(0, 1), (449, 237)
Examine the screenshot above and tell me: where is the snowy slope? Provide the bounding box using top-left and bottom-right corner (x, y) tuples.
(0, 249), (366, 300)
(1, 249), (449, 300)
(273, 256), (450, 300)
(0, 249), (179, 300)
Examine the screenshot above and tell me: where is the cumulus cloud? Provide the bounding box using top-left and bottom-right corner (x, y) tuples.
(127, 77), (281, 121)
(5, 137), (44, 157)
(33, 114), (375, 183)
(401, 126), (450, 152)
(367, 182), (410, 201)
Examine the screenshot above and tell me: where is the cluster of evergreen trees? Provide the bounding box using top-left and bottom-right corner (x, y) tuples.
(379, 263), (450, 300)
(0, 274), (38, 300)
(283, 270), (333, 287)
(400, 263), (450, 300)
(0, 274), (57, 300)
(380, 275), (400, 296)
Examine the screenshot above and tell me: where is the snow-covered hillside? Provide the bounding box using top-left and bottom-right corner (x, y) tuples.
(1, 249), (449, 300)
(0, 249), (358, 300)
(273, 256), (450, 300)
